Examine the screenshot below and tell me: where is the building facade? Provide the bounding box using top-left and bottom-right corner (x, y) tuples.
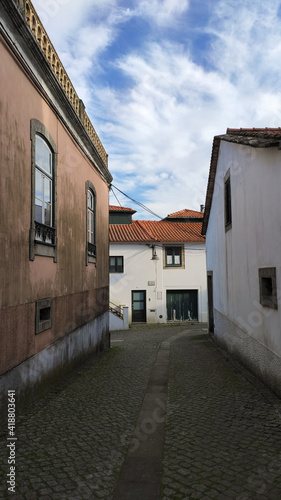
(202, 128), (281, 397)
(109, 207), (207, 326)
(0, 0), (112, 419)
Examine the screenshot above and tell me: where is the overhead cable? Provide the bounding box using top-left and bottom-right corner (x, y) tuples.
(110, 184), (163, 220)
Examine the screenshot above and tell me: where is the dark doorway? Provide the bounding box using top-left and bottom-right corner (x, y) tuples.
(132, 290), (146, 323)
(167, 290), (198, 321)
(207, 272), (214, 333)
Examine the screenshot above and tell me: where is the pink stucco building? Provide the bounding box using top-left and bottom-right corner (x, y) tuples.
(0, 0), (112, 420)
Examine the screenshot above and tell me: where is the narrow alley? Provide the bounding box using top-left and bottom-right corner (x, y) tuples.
(1, 324), (281, 499)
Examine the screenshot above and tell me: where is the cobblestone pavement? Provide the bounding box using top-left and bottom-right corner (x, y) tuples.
(0, 324), (281, 499)
(161, 332), (281, 500)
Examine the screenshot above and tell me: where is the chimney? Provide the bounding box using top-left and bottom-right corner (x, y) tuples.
(200, 204), (205, 213)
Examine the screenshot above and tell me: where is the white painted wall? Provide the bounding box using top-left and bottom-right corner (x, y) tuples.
(109, 307), (129, 331)
(206, 140), (281, 358)
(110, 241), (207, 324)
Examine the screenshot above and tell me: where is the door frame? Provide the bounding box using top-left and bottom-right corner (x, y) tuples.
(131, 290), (147, 323)
(166, 289), (198, 321)
(207, 271), (214, 333)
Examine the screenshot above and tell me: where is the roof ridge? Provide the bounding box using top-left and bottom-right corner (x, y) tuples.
(227, 127), (281, 133)
(135, 220), (157, 241)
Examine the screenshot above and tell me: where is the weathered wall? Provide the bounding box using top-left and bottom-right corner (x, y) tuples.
(0, 21), (110, 387)
(0, 313), (109, 422)
(213, 309), (281, 398)
(206, 140), (281, 393)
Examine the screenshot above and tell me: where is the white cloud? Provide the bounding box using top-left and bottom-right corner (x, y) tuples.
(136, 0), (190, 26)
(33, 0), (115, 38)
(101, 6), (281, 216)
(32, 0), (281, 218)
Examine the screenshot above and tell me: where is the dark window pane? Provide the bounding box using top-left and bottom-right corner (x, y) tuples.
(225, 177), (232, 226)
(109, 256), (123, 273)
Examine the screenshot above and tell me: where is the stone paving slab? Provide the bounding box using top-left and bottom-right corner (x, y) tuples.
(0, 325), (184, 499)
(0, 324), (281, 499)
(161, 331), (281, 500)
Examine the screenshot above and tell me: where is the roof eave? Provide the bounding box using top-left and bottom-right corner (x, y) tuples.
(202, 136), (221, 235)
(201, 132), (281, 236)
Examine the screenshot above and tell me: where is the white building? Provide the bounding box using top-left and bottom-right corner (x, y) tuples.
(202, 127), (281, 397)
(109, 206), (207, 327)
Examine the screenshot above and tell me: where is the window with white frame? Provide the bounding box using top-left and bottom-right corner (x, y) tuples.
(88, 189), (95, 245)
(86, 181), (96, 264)
(35, 135), (53, 228)
(30, 119), (57, 262)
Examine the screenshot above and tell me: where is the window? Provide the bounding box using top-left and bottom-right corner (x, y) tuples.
(85, 181), (96, 264)
(165, 247), (183, 267)
(259, 268), (278, 309)
(35, 135), (53, 228)
(30, 120), (57, 261)
(224, 172), (232, 231)
(109, 256), (124, 273)
(88, 190), (95, 250)
(35, 298), (52, 334)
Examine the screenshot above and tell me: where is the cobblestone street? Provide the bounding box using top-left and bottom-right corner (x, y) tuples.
(1, 324), (281, 499)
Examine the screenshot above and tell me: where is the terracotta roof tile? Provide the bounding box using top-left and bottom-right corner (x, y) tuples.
(109, 220), (205, 243)
(109, 221), (153, 242)
(166, 209), (204, 218)
(227, 127), (281, 138)
(109, 205), (136, 213)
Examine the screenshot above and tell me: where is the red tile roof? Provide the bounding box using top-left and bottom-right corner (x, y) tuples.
(227, 127), (281, 138)
(221, 128), (281, 148)
(109, 205), (136, 213)
(109, 220), (205, 243)
(166, 209), (204, 218)
(202, 127), (281, 235)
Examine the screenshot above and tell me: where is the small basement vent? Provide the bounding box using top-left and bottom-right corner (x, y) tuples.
(259, 268), (277, 309)
(36, 298), (52, 334)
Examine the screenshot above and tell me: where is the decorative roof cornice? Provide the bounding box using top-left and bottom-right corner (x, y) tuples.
(1, 0), (112, 185)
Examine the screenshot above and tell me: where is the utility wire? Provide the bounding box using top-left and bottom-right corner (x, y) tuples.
(110, 185), (123, 209)
(110, 184), (163, 220)
(109, 185), (205, 239)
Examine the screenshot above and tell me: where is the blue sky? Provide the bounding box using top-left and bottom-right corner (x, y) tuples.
(33, 0), (281, 219)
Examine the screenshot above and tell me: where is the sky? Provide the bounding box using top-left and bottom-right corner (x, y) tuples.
(32, 0), (281, 219)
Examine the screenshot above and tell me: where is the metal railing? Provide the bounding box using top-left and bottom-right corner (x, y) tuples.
(109, 302), (123, 319)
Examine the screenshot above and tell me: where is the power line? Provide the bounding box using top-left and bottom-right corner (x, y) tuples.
(110, 185), (123, 209)
(110, 184), (163, 220)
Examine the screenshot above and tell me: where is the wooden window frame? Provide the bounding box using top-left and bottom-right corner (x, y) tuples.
(164, 246), (184, 268)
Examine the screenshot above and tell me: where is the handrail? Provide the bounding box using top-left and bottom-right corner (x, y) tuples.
(109, 302), (123, 319)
